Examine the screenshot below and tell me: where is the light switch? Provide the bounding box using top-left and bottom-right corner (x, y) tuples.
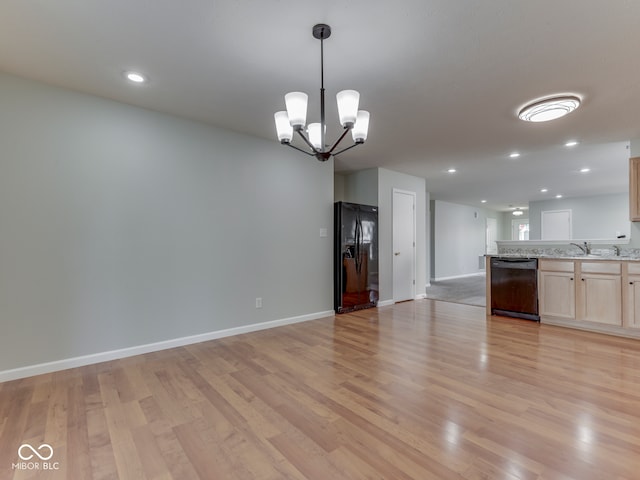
(320, 228), (327, 238)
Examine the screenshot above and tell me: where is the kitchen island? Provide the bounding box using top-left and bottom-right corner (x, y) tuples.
(486, 254), (640, 339)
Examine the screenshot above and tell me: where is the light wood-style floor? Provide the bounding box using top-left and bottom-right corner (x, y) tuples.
(1, 299), (640, 479)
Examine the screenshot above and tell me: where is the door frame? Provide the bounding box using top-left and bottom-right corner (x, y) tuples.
(392, 188), (417, 302)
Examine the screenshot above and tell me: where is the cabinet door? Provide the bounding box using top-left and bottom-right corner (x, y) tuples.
(579, 274), (622, 326)
(539, 271), (575, 319)
(625, 275), (640, 329)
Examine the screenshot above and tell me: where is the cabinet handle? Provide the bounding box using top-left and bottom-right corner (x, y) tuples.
(570, 277), (574, 281)
(630, 282), (634, 285)
(581, 278), (585, 281)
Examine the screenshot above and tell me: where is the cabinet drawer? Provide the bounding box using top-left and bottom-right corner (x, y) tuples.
(627, 262), (640, 275)
(581, 262), (621, 275)
(539, 259), (574, 272)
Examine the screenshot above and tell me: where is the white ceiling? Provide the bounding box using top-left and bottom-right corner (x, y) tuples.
(1, 0), (639, 212)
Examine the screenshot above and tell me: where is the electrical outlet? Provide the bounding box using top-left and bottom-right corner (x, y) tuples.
(255, 297), (262, 308)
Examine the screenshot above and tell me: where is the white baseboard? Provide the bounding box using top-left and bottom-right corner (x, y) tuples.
(415, 293), (427, 299)
(0, 310), (334, 383)
(432, 272), (486, 282)
(376, 299), (395, 307)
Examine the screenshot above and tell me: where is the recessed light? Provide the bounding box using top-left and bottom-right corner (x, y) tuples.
(447, 168), (456, 174)
(580, 167), (591, 173)
(509, 152), (521, 158)
(555, 194), (563, 198)
(540, 188), (548, 193)
(481, 200), (487, 204)
(518, 95), (581, 122)
(124, 71), (147, 84)
(565, 140), (579, 147)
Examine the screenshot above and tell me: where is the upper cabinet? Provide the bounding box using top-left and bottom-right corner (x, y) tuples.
(630, 157), (640, 221)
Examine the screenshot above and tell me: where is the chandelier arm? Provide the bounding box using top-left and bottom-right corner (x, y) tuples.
(296, 128), (320, 153)
(320, 35), (326, 153)
(332, 142), (360, 157)
(327, 127), (351, 155)
(286, 143), (316, 156)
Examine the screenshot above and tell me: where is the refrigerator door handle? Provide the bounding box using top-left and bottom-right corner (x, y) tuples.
(354, 216), (361, 273)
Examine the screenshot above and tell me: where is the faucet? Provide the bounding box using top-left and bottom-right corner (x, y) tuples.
(613, 245), (621, 256)
(570, 241), (591, 255)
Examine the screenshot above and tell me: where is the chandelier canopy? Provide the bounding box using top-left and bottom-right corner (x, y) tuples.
(274, 24), (370, 162)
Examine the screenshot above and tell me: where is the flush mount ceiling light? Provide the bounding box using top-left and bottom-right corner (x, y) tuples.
(512, 209), (524, 216)
(518, 95), (581, 122)
(274, 24), (370, 162)
(124, 71), (147, 84)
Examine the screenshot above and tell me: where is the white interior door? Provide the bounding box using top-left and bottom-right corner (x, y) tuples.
(393, 189), (416, 302)
(542, 209), (572, 240)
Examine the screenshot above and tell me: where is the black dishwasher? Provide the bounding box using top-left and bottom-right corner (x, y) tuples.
(490, 258), (540, 321)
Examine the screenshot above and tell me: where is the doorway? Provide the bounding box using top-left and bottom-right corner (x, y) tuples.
(511, 218), (530, 240)
(393, 189), (416, 302)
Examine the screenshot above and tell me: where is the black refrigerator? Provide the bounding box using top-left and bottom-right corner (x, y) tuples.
(334, 202), (379, 313)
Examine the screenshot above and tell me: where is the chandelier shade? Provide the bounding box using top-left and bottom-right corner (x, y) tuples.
(352, 110), (370, 143)
(274, 24), (370, 162)
(336, 90), (360, 127)
(274, 111), (293, 143)
(307, 123), (324, 150)
(284, 92), (308, 129)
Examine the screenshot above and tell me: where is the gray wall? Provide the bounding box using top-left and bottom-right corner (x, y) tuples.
(528, 193), (629, 240)
(0, 72), (334, 372)
(498, 211), (517, 240)
(337, 168), (379, 207)
(432, 200), (498, 280)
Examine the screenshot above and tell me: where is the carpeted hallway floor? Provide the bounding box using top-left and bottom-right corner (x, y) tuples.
(425, 273), (486, 307)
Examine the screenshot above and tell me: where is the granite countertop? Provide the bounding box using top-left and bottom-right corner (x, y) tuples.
(489, 253), (640, 261)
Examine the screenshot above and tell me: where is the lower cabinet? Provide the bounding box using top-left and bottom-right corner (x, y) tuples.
(539, 259), (625, 330)
(625, 277), (640, 328)
(578, 273), (622, 326)
(625, 262), (640, 329)
(539, 270), (575, 319)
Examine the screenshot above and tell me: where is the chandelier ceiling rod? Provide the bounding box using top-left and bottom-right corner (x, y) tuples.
(274, 23), (370, 162)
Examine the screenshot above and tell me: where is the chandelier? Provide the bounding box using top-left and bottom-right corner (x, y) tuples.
(274, 24), (370, 162)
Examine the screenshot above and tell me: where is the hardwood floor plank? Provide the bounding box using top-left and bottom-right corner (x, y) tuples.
(2, 299), (640, 479)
